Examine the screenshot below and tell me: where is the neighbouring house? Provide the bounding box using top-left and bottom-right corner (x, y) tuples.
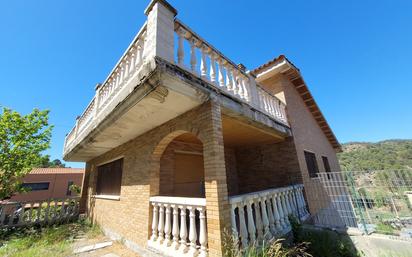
(10, 168), (84, 202)
(62, 1), (348, 256)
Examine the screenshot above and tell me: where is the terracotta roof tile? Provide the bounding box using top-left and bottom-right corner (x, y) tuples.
(29, 168), (84, 174)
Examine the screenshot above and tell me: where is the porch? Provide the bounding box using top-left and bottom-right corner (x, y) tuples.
(146, 125), (310, 257)
(147, 185), (309, 257)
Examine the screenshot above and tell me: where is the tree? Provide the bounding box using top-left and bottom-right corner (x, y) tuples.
(0, 108), (53, 200)
(38, 155), (66, 168)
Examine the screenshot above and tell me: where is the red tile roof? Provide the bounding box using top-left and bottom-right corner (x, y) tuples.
(29, 168), (84, 174)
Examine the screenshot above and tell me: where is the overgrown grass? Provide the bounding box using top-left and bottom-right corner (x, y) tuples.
(222, 229), (312, 257)
(0, 218), (101, 257)
(290, 216), (361, 257)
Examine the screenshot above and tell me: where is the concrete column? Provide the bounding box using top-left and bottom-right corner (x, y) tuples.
(201, 100), (231, 257)
(144, 0), (177, 63)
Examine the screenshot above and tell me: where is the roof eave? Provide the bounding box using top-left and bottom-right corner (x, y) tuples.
(252, 56), (342, 153)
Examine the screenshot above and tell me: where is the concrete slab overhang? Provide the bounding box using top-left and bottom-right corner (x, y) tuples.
(64, 58), (292, 162)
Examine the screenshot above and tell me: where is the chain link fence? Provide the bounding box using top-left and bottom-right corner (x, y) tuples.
(314, 170), (412, 238)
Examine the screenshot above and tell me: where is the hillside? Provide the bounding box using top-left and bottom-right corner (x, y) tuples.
(338, 139), (412, 171)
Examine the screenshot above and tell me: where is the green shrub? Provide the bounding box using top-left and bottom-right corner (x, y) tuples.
(222, 228), (312, 257)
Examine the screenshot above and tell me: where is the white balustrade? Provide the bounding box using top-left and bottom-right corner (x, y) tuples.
(64, 14), (290, 155)
(173, 20), (288, 126)
(149, 196), (207, 257)
(0, 197), (80, 228)
(229, 184), (309, 247)
(64, 24), (147, 152)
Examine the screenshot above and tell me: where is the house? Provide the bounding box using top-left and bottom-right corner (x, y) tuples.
(11, 168), (84, 202)
(63, 0), (346, 256)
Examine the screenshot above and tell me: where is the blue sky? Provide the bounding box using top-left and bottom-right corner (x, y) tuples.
(1, 0), (411, 168)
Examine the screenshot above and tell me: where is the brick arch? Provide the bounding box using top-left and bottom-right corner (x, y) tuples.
(149, 129), (204, 196)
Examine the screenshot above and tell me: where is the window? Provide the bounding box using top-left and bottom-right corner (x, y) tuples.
(96, 158), (123, 196)
(322, 156), (331, 173)
(66, 181), (74, 196)
(22, 182), (50, 191)
(304, 151), (319, 178)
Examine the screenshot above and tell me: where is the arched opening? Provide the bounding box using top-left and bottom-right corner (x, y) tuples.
(158, 132), (205, 198)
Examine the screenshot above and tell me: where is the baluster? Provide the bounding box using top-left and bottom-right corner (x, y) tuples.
(238, 76), (245, 98)
(188, 207), (198, 256)
(242, 77), (250, 101)
(291, 189), (299, 217)
(295, 187), (302, 217)
(300, 187), (309, 216)
(189, 38), (197, 72)
(209, 53), (217, 84)
(177, 28), (185, 66)
(151, 203), (159, 241)
(157, 203), (165, 244)
(230, 205), (238, 238)
(225, 65), (233, 91)
(218, 59), (225, 87)
(275, 193), (287, 230)
(236, 72), (244, 98)
(137, 43), (144, 67)
(115, 70), (120, 88)
(280, 192), (291, 228)
(260, 197), (272, 240)
(178, 206), (188, 253)
(18, 202), (25, 225)
(231, 70), (239, 95)
(238, 203), (248, 247)
(280, 102), (287, 122)
(200, 45), (207, 78)
(263, 94), (270, 115)
(124, 58), (130, 81)
(265, 196), (276, 235)
(129, 50), (136, 73)
(246, 201), (256, 245)
(253, 199), (264, 241)
(8, 204), (16, 226)
(274, 100), (281, 118)
(198, 206), (208, 257)
(119, 64), (125, 86)
(171, 205), (180, 249)
(284, 190), (293, 217)
(164, 204), (172, 246)
(271, 194), (282, 232)
(265, 95), (273, 116)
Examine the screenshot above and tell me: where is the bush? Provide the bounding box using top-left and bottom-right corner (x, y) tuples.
(0, 218), (101, 257)
(222, 229), (312, 257)
(290, 216), (360, 257)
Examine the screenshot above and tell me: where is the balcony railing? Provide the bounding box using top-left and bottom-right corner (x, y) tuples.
(229, 184), (309, 247)
(174, 20), (288, 125)
(148, 196), (207, 257)
(64, 23), (147, 152)
(64, 2), (289, 156)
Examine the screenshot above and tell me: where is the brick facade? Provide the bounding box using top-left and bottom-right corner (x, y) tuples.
(260, 75), (341, 223)
(83, 101), (230, 256)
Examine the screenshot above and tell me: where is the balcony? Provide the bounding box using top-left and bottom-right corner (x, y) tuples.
(63, 1), (290, 161)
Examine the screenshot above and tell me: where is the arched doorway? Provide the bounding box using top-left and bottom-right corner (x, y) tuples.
(158, 132), (205, 198)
